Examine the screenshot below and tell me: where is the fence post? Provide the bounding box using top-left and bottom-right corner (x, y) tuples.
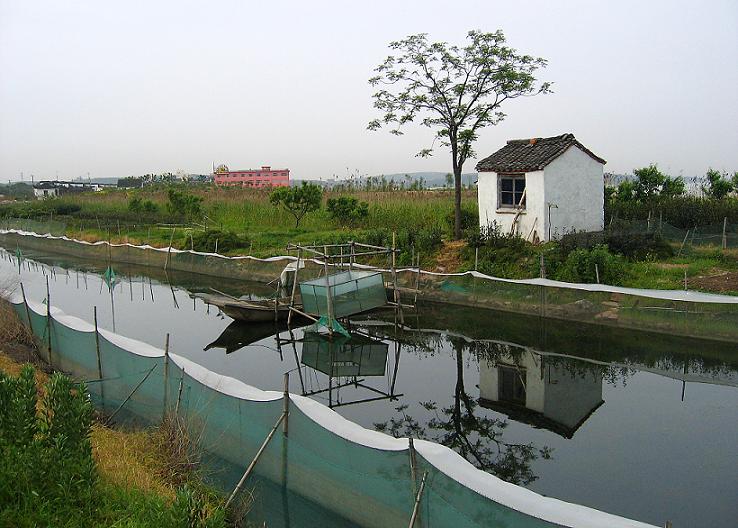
(175, 367), (185, 416)
(474, 247), (478, 271)
(19, 283), (34, 363)
(678, 229), (689, 256)
(283, 372), (290, 437)
(595, 263), (600, 284)
(93, 306), (105, 410)
(722, 217), (727, 250)
(684, 270), (688, 291)
(539, 254), (546, 279)
(45, 275), (52, 366)
(408, 471), (428, 528)
(163, 333), (170, 418)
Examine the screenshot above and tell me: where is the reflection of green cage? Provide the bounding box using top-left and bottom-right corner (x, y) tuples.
(299, 270), (387, 319)
(301, 331), (389, 377)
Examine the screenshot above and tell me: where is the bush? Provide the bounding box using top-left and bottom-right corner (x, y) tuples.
(445, 207), (478, 234)
(555, 244), (627, 285)
(558, 229), (673, 261)
(167, 188), (203, 220)
(0, 367), (96, 514)
(326, 196), (369, 225)
(190, 229), (249, 253)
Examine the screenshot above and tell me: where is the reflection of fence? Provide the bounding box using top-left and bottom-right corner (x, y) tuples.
(2, 227), (738, 342)
(2, 292), (656, 528)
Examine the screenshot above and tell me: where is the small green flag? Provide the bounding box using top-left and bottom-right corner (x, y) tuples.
(103, 266), (117, 290)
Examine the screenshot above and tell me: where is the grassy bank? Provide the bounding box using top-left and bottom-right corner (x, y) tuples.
(2, 185), (738, 294)
(0, 301), (246, 528)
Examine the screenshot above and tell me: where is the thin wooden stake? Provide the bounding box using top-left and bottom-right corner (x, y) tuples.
(678, 229), (689, 256)
(474, 246), (478, 271)
(225, 411), (286, 510)
(595, 263), (600, 284)
(175, 368), (185, 416)
(164, 227), (176, 270)
(684, 270), (688, 291)
(45, 275), (52, 366)
(288, 249), (301, 325)
(105, 364), (157, 425)
(93, 307), (105, 408)
(408, 471), (428, 528)
(722, 217), (727, 250)
(163, 333), (170, 418)
(20, 283), (33, 362)
(283, 373), (290, 437)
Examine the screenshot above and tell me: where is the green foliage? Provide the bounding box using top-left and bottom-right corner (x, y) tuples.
(190, 229), (249, 253)
(446, 207), (478, 235)
(555, 244), (627, 285)
(465, 222), (537, 277)
(269, 182), (323, 228)
(326, 196), (369, 225)
(0, 368), (96, 518)
(702, 168), (735, 199)
(167, 188), (203, 219)
(558, 229), (673, 261)
(368, 30), (550, 238)
(128, 195), (158, 213)
(607, 195), (738, 228)
(0, 182), (34, 200)
(0, 367), (230, 528)
(613, 165), (685, 203)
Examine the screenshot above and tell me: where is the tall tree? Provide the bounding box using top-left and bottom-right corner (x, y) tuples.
(368, 31), (551, 239)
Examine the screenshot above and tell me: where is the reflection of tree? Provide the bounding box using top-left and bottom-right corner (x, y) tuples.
(375, 337), (551, 486)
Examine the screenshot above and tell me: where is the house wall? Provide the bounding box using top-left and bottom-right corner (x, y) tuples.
(478, 351), (545, 413)
(477, 169), (546, 241)
(542, 146), (604, 239)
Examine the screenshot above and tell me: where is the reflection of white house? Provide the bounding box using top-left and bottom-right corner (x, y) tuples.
(479, 348), (604, 438)
(475, 133), (606, 241)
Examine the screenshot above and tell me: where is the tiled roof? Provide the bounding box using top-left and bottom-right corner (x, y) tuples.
(475, 133), (606, 172)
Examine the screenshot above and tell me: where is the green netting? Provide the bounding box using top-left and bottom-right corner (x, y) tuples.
(7, 292), (650, 528)
(301, 331), (389, 377)
(299, 270), (388, 318)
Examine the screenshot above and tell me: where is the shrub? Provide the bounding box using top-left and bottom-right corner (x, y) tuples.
(555, 244), (627, 285)
(190, 229), (249, 253)
(326, 196), (369, 225)
(445, 207), (478, 234)
(128, 196), (143, 212)
(167, 188), (203, 220)
(558, 229), (673, 261)
(269, 182), (323, 228)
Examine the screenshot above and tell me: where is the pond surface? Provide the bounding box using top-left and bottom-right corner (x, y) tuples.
(1, 246), (737, 528)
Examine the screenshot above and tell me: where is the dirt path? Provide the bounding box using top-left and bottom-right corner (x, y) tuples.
(434, 240), (467, 273)
(689, 271), (738, 294)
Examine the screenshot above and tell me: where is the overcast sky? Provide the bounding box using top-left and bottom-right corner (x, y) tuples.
(1, 0), (736, 182)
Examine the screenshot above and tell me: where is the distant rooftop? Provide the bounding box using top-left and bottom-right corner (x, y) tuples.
(475, 133), (606, 173)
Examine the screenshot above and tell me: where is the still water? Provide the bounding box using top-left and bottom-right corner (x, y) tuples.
(1, 247), (737, 528)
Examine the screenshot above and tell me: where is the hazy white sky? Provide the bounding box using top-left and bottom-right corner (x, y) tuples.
(1, 0), (736, 181)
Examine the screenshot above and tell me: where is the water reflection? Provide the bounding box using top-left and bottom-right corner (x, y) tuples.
(479, 346), (604, 439)
(3, 246), (738, 527)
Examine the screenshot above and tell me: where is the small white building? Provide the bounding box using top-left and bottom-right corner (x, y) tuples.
(475, 133), (606, 241)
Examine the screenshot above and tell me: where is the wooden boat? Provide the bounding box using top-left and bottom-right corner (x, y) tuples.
(194, 292), (294, 322)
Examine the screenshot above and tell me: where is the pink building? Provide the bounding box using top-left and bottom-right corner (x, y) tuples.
(213, 165), (290, 188)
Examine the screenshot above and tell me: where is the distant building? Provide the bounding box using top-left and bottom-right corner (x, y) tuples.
(476, 133), (606, 241)
(213, 164), (290, 188)
(33, 181), (111, 200)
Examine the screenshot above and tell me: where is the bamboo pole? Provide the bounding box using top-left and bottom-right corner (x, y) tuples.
(164, 227), (176, 270)
(19, 283), (33, 362)
(105, 364), (157, 425)
(408, 471), (428, 528)
(283, 373), (290, 437)
(93, 307), (105, 409)
(45, 276), (52, 366)
(288, 249), (301, 325)
(163, 333), (170, 418)
(225, 412), (287, 509)
(722, 217), (727, 250)
(678, 229), (689, 256)
(323, 253), (334, 337)
(175, 367), (185, 416)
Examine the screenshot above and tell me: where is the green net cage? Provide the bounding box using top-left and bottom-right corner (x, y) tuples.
(299, 270), (387, 319)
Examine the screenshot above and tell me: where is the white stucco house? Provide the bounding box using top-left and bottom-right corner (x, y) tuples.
(475, 133), (606, 241)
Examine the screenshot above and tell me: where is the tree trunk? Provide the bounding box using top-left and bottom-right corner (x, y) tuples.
(453, 167), (463, 240)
